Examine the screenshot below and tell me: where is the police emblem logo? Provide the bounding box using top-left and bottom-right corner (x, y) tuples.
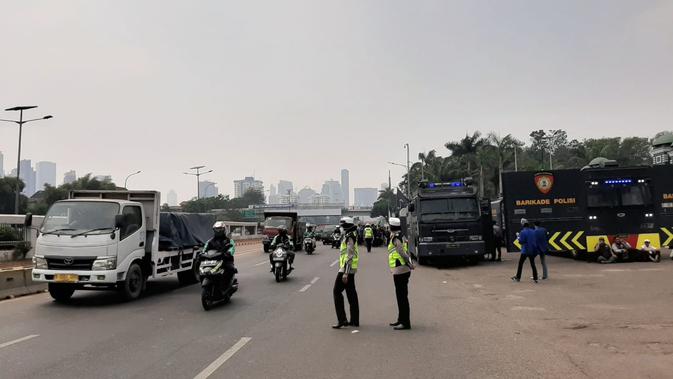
(534, 173), (554, 194)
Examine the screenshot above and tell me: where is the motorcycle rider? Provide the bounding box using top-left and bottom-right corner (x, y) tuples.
(203, 221), (236, 285)
(270, 227), (295, 270)
(304, 224), (317, 250)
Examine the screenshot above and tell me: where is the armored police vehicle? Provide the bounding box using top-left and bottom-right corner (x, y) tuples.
(407, 180), (495, 265)
(502, 164), (673, 258)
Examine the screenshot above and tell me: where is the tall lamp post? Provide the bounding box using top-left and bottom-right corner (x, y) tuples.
(387, 161), (409, 198)
(0, 106), (53, 214)
(124, 170), (141, 188)
(183, 166), (212, 200)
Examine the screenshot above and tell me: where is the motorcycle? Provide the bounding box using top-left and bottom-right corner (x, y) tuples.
(331, 233), (341, 249)
(304, 238), (315, 255)
(271, 246), (292, 282)
(199, 249), (238, 310)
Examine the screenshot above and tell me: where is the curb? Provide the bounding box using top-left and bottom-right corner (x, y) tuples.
(0, 268), (47, 300)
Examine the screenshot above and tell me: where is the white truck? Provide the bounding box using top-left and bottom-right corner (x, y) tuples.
(32, 190), (201, 302)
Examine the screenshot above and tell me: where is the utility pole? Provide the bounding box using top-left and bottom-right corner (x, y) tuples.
(184, 166), (212, 200)
(0, 106), (53, 214)
(404, 143), (410, 199)
(514, 146), (518, 172)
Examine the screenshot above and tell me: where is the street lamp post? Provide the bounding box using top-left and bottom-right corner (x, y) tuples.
(404, 143), (410, 198)
(124, 170), (141, 188)
(183, 166), (212, 200)
(0, 106), (53, 214)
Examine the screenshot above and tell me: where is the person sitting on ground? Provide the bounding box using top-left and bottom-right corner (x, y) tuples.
(611, 237), (631, 262)
(595, 237), (615, 263)
(640, 239), (660, 263)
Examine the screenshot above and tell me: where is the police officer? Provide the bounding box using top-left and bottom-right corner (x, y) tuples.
(332, 217), (360, 329)
(364, 224), (374, 253)
(388, 217), (414, 330)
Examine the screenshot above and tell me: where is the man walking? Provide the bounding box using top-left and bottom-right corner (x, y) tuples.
(533, 221), (549, 279)
(364, 224), (374, 253)
(511, 219), (539, 283)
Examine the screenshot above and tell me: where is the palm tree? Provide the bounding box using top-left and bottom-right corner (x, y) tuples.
(487, 133), (516, 195)
(445, 132), (487, 175)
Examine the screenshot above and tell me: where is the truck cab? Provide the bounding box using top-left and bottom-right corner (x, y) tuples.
(408, 180), (494, 265)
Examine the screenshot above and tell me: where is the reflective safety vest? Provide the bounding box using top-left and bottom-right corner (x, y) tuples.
(339, 232), (359, 269)
(364, 227), (374, 239)
(388, 234), (407, 268)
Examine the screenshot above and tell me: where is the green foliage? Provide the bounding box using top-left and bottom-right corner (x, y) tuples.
(371, 188), (396, 218)
(0, 225), (21, 242)
(13, 241), (31, 260)
(180, 189), (265, 215)
(25, 174), (118, 215)
(402, 130), (656, 201)
(0, 177), (28, 213)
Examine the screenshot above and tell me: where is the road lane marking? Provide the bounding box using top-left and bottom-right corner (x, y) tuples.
(330, 259), (339, 267)
(194, 337), (251, 379)
(0, 334), (39, 349)
(299, 285), (312, 292)
(253, 261), (268, 267)
(511, 306), (546, 311)
(310, 277), (320, 285)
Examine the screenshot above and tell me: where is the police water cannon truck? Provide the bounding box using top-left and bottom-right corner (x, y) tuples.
(407, 179), (495, 265)
(501, 164), (673, 259)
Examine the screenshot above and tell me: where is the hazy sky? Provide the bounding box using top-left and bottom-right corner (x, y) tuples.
(1, 1), (672, 203)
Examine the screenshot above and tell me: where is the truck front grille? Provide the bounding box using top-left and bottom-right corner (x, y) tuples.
(45, 256), (96, 271)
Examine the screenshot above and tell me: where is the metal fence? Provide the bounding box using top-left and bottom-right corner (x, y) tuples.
(0, 223), (28, 248)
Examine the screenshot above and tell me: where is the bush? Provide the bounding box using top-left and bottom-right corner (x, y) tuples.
(0, 225), (21, 242)
(13, 241), (31, 260)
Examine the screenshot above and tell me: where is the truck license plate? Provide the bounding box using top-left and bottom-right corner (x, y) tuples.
(54, 274), (78, 283)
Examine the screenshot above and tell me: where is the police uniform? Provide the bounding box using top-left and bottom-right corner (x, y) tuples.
(364, 226), (374, 253)
(389, 230), (413, 329)
(333, 228), (360, 328)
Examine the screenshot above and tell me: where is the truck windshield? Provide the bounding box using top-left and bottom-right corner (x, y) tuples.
(264, 217), (292, 228)
(42, 202), (119, 234)
(587, 184), (653, 208)
(420, 198), (479, 222)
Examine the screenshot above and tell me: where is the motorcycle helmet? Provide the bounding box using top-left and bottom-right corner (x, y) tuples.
(278, 227), (288, 237)
(212, 221), (229, 238)
(307, 224), (314, 232)
(340, 217), (355, 232)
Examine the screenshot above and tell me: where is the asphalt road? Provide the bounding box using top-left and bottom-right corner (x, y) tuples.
(1, 244), (673, 378)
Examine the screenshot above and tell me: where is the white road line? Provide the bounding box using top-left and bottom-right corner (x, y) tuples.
(0, 334), (39, 349)
(330, 259), (339, 267)
(194, 337), (252, 379)
(253, 261), (268, 266)
(299, 284), (312, 292)
(310, 276), (320, 285)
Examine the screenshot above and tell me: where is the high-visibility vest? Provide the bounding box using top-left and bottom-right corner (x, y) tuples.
(340, 232), (359, 269)
(364, 227), (374, 239)
(388, 234), (407, 268)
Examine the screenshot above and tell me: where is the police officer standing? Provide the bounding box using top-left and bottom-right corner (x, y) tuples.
(388, 217), (414, 330)
(364, 224), (374, 253)
(332, 217), (360, 329)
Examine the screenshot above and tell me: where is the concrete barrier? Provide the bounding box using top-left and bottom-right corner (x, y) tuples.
(0, 268), (46, 300)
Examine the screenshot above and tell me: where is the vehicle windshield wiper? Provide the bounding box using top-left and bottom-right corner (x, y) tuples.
(41, 228), (76, 235)
(70, 227), (115, 238)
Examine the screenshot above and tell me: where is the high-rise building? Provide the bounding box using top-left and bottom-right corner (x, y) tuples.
(95, 175), (112, 183)
(233, 176), (264, 198)
(19, 159), (36, 196)
(354, 188), (378, 207)
(278, 180), (293, 196)
(297, 187), (317, 204)
(199, 180), (219, 198)
(321, 179), (343, 205)
(0, 151), (4, 177)
(63, 170), (77, 185)
(36, 161), (57, 190)
(341, 169), (349, 207)
(167, 190), (178, 206)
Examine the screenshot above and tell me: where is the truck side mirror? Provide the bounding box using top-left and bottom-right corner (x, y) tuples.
(408, 204), (415, 213)
(115, 214), (126, 229)
(24, 213), (33, 227)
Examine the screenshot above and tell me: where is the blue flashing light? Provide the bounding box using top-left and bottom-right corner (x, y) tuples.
(450, 182), (465, 187)
(603, 179), (632, 185)
(425, 181), (466, 189)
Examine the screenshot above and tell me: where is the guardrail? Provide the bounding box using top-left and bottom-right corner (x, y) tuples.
(0, 267), (46, 300)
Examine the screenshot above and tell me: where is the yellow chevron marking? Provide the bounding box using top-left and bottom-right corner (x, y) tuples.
(548, 232), (562, 251)
(560, 231), (574, 251)
(636, 233), (661, 249)
(571, 231), (585, 250)
(513, 239), (522, 250)
(586, 235), (609, 252)
(660, 227), (673, 247)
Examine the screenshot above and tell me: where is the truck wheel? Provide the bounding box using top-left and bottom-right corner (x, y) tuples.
(178, 261), (200, 285)
(119, 263), (144, 301)
(48, 283), (75, 303)
(263, 246), (269, 253)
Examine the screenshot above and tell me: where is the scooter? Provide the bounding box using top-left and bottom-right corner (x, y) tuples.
(304, 238), (315, 255)
(271, 246), (292, 282)
(199, 249), (238, 310)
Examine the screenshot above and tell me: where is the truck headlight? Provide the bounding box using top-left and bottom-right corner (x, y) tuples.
(420, 237), (433, 242)
(469, 235), (482, 241)
(92, 257), (117, 271)
(33, 256), (48, 269)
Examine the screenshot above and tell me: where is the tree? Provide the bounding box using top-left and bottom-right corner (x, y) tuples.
(371, 187), (396, 218)
(0, 177), (27, 214)
(488, 133), (517, 195)
(545, 129), (568, 169)
(445, 132), (488, 175)
(25, 174), (119, 215)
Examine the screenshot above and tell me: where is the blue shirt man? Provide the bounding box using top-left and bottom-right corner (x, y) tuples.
(512, 219), (540, 282)
(533, 221), (549, 279)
